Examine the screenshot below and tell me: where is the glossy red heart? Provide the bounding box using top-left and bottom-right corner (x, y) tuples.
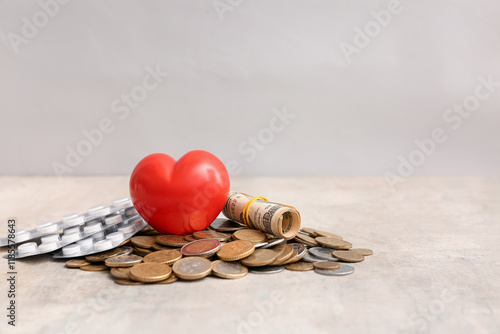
(129, 150), (230, 235)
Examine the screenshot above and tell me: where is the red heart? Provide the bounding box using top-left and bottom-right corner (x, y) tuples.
(129, 150), (230, 235)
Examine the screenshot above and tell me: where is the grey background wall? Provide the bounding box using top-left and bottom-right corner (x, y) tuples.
(1, 0), (499, 178)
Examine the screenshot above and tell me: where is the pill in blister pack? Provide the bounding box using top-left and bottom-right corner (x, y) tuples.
(3, 215), (146, 259)
(0, 198), (134, 247)
(53, 216), (147, 258)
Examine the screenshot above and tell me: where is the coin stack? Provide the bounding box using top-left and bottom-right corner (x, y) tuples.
(64, 218), (372, 284)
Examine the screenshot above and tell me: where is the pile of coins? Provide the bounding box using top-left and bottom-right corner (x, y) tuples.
(64, 219), (372, 285)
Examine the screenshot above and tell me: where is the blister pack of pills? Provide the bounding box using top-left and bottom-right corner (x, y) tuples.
(4, 214), (146, 259)
(0, 198), (135, 247)
(53, 215), (147, 258)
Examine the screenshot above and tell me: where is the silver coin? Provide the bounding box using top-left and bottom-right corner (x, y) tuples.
(177, 258), (211, 274)
(254, 241), (269, 248)
(209, 218), (246, 232)
(289, 243), (307, 257)
(260, 238), (285, 249)
(314, 264), (355, 276)
(119, 246), (134, 256)
(302, 252), (324, 263)
(309, 247), (338, 261)
(249, 265), (285, 274)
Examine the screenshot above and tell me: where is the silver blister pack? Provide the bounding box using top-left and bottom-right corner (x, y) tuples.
(53, 215), (147, 258)
(0, 198), (135, 247)
(4, 214), (146, 259)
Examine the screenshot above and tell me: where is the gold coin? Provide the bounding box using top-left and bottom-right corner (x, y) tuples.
(240, 249), (277, 267)
(216, 240), (255, 261)
(65, 259), (91, 268)
(294, 234), (319, 247)
(184, 235), (196, 242)
(156, 235), (189, 247)
(85, 248), (121, 262)
(110, 267), (131, 279)
(271, 244), (295, 265)
(313, 230), (343, 240)
(211, 260), (248, 279)
(193, 230), (231, 242)
(172, 257), (212, 280)
(143, 250), (183, 265)
(350, 248), (373, 256)
(131, 236), (155, 249)
(155, 274), (178, 284)
(285, 261), (314, 271)
(114, 278), (144, 285)
(80, 264), (109, 272)
(313, 261), (340, 270)
(232, 229), (267, 244)
(105, 254), (143, 267)
(129, 263), (172, 282)
(133, 247), (153, 256)
(332, 250), (364, 262)
(315, 237), (352, 250)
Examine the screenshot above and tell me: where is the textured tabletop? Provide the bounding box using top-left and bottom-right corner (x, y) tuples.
(0, 176), (499, 334)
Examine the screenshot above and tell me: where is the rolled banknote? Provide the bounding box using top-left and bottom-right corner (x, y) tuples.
(222, 192), (301, 240)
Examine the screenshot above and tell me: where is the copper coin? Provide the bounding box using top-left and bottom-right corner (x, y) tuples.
(332, 250), (364, 262)
(271, 244), (294, 265)
(156, 235), (189, 247)
(151, 242), (173, 251)
(193, 230), (231, 242)
(143, 250), (182, 265)
(80, 264), (109, 272)
(133, 247), (153, 256)
(217, 240), (255, 261)
(184, 235), (196, 242)
(240, 249), (277, 267)
(274, 248), (298, 265)
(110, 267), (131, 279)
(131, 236), (155, 249)
(85, 248), (121, 262)
(294, 234), (319, 247)
(129, 263), (172, 282)
(181, 239), (221, 257)
(313, 230), (343, 240)
(65, 259), (91, 268)
(283, 243), (307, 264)
(315, 237), (351, 250)
(285, 261), (314, 271)
(313, 261), (340, 270)
(350, 248), (373, 256)
(300, 227), (317, 236)
(114, 278), (144, 285)
(232, 229), (267, 244)
(155, 274), (178, 284)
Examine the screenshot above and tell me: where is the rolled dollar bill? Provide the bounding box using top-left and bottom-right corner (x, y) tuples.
(222, 192), (301, 240)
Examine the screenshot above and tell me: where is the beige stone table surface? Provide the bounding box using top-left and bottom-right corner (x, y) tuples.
(0, 176), (499, 334)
